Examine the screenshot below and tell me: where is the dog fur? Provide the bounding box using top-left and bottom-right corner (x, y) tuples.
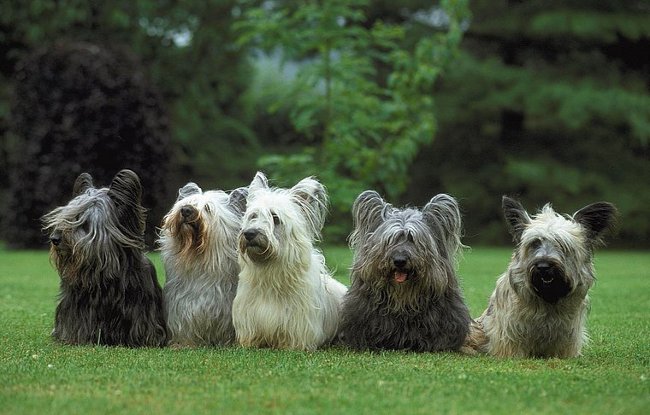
(468, 196), (617, 358)
(42, 170), (168, 347)
(158, 183), (247, 346)
(339, 190), (472, 352)
(232, 172), (347, 350)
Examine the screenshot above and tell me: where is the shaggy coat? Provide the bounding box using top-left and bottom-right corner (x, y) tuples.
(339, 190), (471, 352)
(42, 170), (168, 347)
(158, 183), (247, 346)
(469, 196), (617, 358)
(233, 172), (347, 351)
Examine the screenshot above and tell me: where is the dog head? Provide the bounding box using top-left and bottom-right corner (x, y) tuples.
(239, 172), (328, 264)
(349, 190), (464, 299)
(159, 182), (247, 267)
(41, 169), (147, 282)
(502, 196), (617, 304)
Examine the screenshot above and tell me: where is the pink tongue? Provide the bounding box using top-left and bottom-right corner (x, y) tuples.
(394, 272), (407, 283)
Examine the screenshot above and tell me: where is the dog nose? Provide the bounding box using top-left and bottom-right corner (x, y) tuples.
(243, 229), (259, 241)
(535, 261), (551, 272)
(393, 255), (408, 269)
(50, 232), (62, 246)
(180, 205), (196, 218)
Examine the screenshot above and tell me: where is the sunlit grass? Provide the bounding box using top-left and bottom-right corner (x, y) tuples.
(1, 247), (648, 414)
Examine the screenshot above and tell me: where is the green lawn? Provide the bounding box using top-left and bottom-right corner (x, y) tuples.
(1, 247), (648, 414)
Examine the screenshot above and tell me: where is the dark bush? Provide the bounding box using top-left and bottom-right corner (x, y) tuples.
(4, 41), (171, 248)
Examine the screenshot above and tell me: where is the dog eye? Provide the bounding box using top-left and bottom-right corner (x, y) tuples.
(249, 213), (258, 220)
(272, 213), (281, 226)
(530, 238), (542, 250)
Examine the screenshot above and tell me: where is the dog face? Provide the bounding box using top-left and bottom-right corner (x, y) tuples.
(160, 182), (247, 263)
(239, 172), (327, 264)
(502, 196), (617, 304)
(349, 191), (463, 296)
(42, 169), (146, 281)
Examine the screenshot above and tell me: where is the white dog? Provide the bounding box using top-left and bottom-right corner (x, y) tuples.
(158, 182), (247, 346)
(232, 172), (347, 350)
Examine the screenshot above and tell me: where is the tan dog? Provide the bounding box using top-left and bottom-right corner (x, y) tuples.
(468, 196), (616, 358)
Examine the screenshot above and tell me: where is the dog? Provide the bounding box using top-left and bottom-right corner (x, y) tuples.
(42, 169), (168, 347)
(232, 172), (347, 350)
(468, 196), (617, 358)
(158, 182), (247, 346)
(339, 190), (472, 352)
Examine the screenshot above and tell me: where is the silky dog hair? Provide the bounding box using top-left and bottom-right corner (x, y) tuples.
(158, 182), (247, 346)
(42, 170), (167, 347)
(339, 190), (471, 352)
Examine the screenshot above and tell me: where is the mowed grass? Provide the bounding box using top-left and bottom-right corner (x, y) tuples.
(0, 246), (648, 414)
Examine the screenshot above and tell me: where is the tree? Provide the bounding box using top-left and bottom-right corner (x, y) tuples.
(236, 0), (469, 238)
(404, 0), (650, 245)
(5, 41), (171, 248)
(0, 1), (258, 246)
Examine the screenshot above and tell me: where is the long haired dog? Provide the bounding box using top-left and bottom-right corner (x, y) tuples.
(233, 172), (347, 351)
(469, 196), (617, 358)
(339, 191), (471, 352)
(42, 170), (168, 347)
(158, 183), (247, 346)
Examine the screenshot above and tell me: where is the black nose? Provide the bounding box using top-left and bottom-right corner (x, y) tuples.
(243, 229), (259, 241)
(393, 255), (408, 269)
(180, 205), (196, 218)
(535, 261), (552, 272)
(50, 232), (62, 246)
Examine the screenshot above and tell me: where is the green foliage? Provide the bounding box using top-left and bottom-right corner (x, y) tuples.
(0, 0), (256, 200)
(1, 248), (649, 414)
(404, 1), (650, 246)
(236, 0), (470, 236)
(4, 42), (171, 248)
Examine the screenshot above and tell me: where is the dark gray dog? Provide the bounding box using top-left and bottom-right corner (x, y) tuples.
(42, 170), (168, 347)
(339, 191), (471, 352)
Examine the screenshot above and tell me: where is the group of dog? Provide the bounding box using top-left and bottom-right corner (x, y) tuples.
(42, 169), (617, 358)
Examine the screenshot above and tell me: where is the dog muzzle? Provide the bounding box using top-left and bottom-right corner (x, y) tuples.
(530, 261), (571, 303)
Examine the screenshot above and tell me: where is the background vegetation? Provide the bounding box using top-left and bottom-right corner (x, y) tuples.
(1, 247), (648, 414)
(0, 0), (648, 247)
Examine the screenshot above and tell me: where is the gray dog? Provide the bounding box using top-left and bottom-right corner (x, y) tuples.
(42, 170), (168, 347)
(158, 183), (247, 346)
(468, 196), (617, 358)
(339, 190), (471, 352)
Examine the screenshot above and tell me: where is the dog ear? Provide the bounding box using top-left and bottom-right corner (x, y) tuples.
(349, 190), (389, 249)
(108, 169), (146, 236)
(422, 194), (463, 256)
(291, 177), (329, 235)
(228, 187), (248, 215)
(573, 202), (618, 246)
(249, 171), (269, 194)
(177, 182), (202, 201)
(73, 172), (94, 196)
(502, 196), (530, 243)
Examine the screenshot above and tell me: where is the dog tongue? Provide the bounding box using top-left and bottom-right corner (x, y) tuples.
(394, 271), (407, 283)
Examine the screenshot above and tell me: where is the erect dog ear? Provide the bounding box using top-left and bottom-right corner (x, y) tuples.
(108, 169), (146, 236)
(349, 190), (389, 249)
(502, 196), (530, 244)
(177, 182), (202, 201)
(249, 171), (269, 194)
(422, 194), (463, 257)
(228, 187), (248, 216)
(291, 176), (328, 235)
(573, 202), (618, 247)
(73, 172), (94, 197)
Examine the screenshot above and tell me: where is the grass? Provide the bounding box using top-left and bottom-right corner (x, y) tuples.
(1, 246), (648, 414)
